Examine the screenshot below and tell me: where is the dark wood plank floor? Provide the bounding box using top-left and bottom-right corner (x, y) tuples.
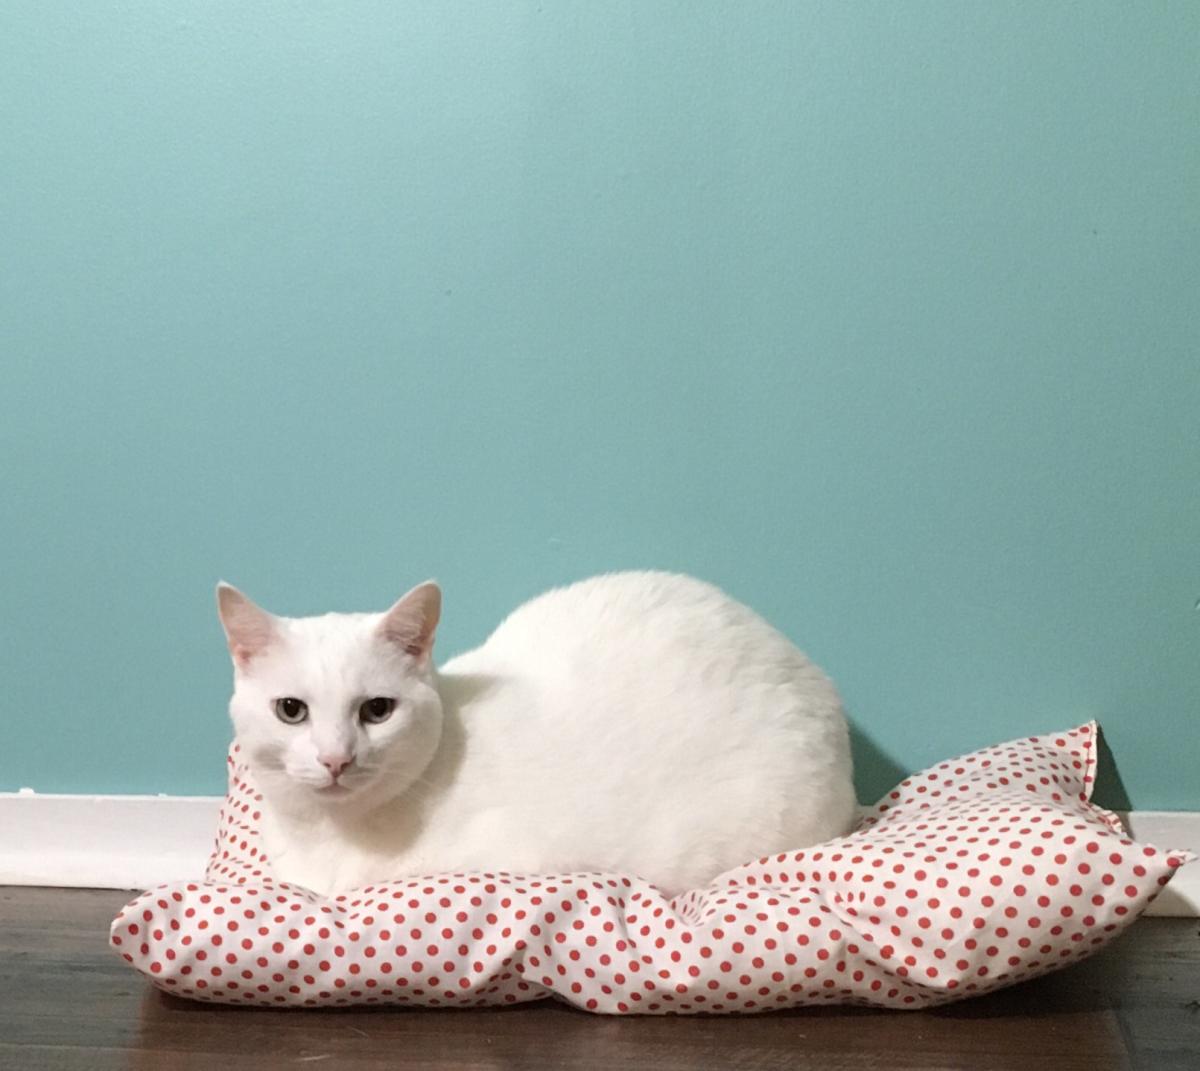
(1, 887), (1197, 1071)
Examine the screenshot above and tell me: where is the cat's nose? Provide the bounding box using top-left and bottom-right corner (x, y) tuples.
(318, 753), (353, 780)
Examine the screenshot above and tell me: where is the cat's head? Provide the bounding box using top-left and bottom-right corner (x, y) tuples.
(216, 581), (444, 812)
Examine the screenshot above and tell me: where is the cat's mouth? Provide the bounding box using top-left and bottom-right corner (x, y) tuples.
(290, 765), (374, 799)
(312, 778), (362, 799)
(317, 781), (353, 795)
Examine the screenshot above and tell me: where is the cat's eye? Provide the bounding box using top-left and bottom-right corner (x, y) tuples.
(274, 697), (309, 725)
(359, 697), (396, 725)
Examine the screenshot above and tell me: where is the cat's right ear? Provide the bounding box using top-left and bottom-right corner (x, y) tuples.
(216, 582), (276, 669)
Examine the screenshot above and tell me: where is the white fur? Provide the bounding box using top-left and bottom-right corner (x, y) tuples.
(219, 572), (857, 897)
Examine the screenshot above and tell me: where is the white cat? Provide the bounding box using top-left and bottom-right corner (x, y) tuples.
(216, 571), (856, 898)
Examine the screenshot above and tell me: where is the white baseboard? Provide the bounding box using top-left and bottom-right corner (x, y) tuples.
(0, 792), (223, 891)
(1117, 811), (1200, 917)
(1, 794), (1196, 916)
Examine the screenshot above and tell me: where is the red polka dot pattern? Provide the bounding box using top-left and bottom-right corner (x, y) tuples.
(110, 722), (1193, 1012)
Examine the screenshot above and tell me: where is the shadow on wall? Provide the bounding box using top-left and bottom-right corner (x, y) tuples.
(1092, 726), (1134, 813)
(849, 723), (908, 806)
(848, 721), (1136, 812)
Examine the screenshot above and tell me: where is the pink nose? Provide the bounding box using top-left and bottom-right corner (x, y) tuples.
(318, 755), (352, 779)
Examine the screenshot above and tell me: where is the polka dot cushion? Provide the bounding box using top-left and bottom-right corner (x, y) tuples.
(110, 722), (1192, 1012)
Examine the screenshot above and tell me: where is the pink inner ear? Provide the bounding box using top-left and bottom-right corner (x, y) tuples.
(226, 620), (273, 666)
(218, 585), (276, 666)
(380, 619), (431, 661)
(380, 582), (440, 661)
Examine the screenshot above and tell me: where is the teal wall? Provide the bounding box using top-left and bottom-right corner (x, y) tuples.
(2, 3), (1197, 807)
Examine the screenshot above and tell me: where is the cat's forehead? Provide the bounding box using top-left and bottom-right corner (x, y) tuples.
(280, 612), (386, 660)
(284, 610), (379, 642)
(252, 611), (404, 689)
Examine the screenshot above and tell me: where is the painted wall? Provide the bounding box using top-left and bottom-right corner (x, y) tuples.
(2, 2), (1197, 807)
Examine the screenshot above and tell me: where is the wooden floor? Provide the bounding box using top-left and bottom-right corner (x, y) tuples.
(1, 888), (1197, 1070)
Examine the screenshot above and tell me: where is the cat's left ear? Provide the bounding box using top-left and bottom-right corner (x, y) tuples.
(378, 581), (441, 664)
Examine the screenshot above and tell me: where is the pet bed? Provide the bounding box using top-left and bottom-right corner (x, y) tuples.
(111, 722), (1192, 1012)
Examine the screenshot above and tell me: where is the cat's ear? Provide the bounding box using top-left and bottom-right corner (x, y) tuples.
(216, 582), (277, 669)
(378, 581), (441, 664)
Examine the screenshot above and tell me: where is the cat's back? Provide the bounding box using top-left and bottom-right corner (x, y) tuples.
(479, 570), (804, 672)
(450, 570), (842, 725)
(432, 571), (854, 889)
